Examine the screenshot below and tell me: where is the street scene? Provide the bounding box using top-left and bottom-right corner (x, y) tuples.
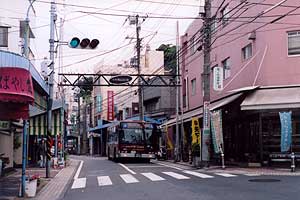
(1, 0), (300, 199)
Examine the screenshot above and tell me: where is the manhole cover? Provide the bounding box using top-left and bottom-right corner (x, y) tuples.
(248, 178), (281, 183)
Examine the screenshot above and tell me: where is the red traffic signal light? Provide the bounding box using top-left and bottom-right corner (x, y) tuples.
(69, 37), (99, 49)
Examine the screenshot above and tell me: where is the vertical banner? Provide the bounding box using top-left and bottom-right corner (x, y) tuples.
(107, 91), (114, 121)
(279, 111), (292, 152)
(191, 117), (201, 146)
(96, 95), (102, 113)
(213, 66), (224, 91)
(211, 110), (224, 154)
(203, 101), (210, 131)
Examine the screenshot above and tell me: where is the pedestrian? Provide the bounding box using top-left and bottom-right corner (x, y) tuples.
(38, 139), (47, 168)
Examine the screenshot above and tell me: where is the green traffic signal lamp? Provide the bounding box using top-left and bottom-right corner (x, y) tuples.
(69, 37), (99, 49)
(69, 37), (80, 48)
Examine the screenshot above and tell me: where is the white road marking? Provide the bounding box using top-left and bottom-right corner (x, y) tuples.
(183, 170), (214, 178)
(74, 160), (84, 179)
(244, 173), (260, 177)
(141, 173), (166, 181)
(120, 174), (139, 183)
(162, 172), (190, 179)
(156, 162), (184, 171)
(71, 178), (86, 189)
(215, 173), (237, 177)
(97, 176), (113, 186)
(119, 163), (136, 174)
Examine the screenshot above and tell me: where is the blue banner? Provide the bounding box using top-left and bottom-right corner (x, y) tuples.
(279, 111), (292, 152)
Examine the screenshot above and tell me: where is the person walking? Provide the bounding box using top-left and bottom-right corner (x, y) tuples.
(38, 139), (47, 168)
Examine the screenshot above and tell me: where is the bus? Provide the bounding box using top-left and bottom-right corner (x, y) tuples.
(107, 120), (160, 162)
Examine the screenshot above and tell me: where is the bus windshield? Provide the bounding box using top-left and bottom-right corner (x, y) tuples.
(120, 129), (144, 144)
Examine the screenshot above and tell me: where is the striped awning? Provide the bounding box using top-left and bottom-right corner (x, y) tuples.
(29, 109), (63, 136)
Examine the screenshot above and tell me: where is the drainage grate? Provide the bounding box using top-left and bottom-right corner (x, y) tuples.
(248, 178), (281, 183)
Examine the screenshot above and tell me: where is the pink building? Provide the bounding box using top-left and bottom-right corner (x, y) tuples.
(164, 0), (300, 166)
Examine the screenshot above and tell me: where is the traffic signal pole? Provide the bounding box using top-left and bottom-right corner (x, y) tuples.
(46, 0), (56, 178)
(201, 0), (212, 167)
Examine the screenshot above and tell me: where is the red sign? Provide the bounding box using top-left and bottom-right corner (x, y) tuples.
(0, 67), (34, 102)
(107, 91), (114, 121)
(0, 67), (34, 120)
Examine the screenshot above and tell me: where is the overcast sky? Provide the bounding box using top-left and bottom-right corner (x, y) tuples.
(32, 0), (203, 75)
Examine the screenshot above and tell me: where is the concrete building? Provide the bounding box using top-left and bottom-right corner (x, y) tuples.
(163, 0), (300, 165)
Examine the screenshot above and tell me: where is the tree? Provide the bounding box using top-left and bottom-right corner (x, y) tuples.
(157, 44), (177, 74)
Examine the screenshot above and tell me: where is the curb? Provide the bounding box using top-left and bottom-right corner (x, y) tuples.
(57, 159), (80, 200)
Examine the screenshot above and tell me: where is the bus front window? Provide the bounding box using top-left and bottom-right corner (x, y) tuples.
(121, 129), (144, 144)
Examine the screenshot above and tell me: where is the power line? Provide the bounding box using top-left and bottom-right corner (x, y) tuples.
(54, 41), (135, 70)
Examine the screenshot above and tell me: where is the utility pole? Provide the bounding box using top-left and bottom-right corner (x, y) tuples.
(77, 94), (81, 155)
(46, 0), (56, 178)
(201, 0), (212, 167)
(175, 21), (180, 162)
(136, 15), (144, 121)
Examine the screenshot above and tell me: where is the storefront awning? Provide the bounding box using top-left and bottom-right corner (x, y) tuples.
(241, 87), (300, 110)
(89, 123), (113, 133)
(162, 93), (243, 127)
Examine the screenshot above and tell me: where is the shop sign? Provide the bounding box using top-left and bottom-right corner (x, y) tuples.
(107, 91), (114, 121)
(0, 121), (10, 130)
(213, 66), (223, 91)
(0, 67), (34, 101)
(203, 101), (210, 132)
(109, 75), (132, 85)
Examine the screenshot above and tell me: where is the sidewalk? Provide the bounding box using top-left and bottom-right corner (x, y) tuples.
(0, 167), (60, 200)
(0, 159), (79, 200)
(156, 159), (300, 176)
(32, 159), (79, 200)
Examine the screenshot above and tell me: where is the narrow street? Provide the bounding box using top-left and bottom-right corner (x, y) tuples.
(63, 156), (300, 200)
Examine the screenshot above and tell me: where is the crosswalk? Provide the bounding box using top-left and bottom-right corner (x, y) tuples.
(71, 171), (258, 189)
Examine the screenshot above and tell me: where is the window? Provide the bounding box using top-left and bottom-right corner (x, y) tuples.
(191, 78), (196, 96)
(0, 26), (8, 47)
(221, 5), (230, 26)
(242, 43), (252, 60)
(288, 31), (300, 55)
(222, 57), (231, 79)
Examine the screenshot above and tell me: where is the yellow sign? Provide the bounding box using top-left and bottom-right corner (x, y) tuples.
(165, 125), (174, 150)
(192, 117), (201, 145)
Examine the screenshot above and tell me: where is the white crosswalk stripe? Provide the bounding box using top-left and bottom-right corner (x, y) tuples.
(215, 173), (237, 177)
(71, 171), (248, 189)
(141, 173), (166, 181)
(71, 178), (86, 189)
(162, 172), (190, 179)
(120, 174), (139, 183)
(183, 170), (214, 178)
(97, 176), (113, 186)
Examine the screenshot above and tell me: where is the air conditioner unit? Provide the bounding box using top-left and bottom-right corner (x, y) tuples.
(248, 31), (256, 40)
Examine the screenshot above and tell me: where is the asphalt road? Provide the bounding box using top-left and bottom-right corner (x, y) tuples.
(63, 156), (300, 200)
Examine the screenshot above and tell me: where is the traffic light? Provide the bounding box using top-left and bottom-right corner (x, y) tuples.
(68, 37), (99, 49)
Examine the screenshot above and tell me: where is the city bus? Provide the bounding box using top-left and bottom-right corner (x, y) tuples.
(107, 120), (160, 162)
